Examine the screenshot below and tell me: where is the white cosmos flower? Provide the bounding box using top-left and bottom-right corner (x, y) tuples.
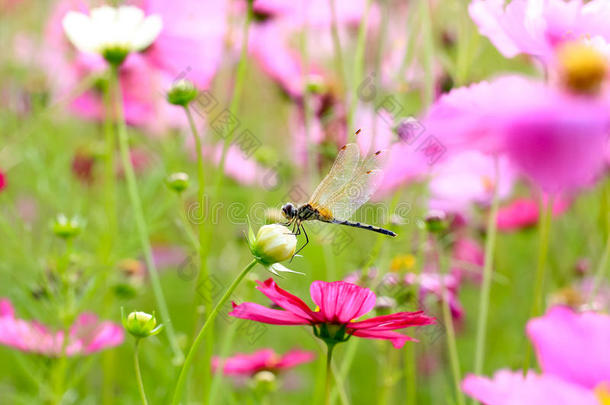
(62, 5), (162, 63)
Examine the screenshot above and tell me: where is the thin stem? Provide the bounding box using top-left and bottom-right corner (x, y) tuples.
(325, 343), (336, 405)
(420, 0), (435, 107)
(171, 259), (258, 405)
(329, 0), (346, 82)
(347, 0), (373, 132)
(472, 158), (500, 382)
(213, 0), (253, 199)
(437, 238), (465, 405)
(590, 181), (610, 303)
(522, 195), (553, 374)
(134, 340), (149, 405)
(183, 105), (213, 399)
(111, 65), (183, 362)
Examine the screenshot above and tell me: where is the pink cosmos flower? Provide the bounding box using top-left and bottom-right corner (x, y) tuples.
(527, 306), (610, 389)
(462, 369), (599, 405)
(462, 306), (610, 404)
(0, 170), (6, 192)
(424, 75), (610, 193)
(404, 272), (464, 321)
(451, 237), (485, 283)
(230, 278), (435, 348)
(212, 348), (315, 376)
(429, 151), (517, 214)
(496, 196), (570, 231)
(469, 0), (610, 63)
(0, 299), (123, 356)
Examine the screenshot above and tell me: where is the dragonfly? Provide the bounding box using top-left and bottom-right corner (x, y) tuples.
(281, 131), (397, 255)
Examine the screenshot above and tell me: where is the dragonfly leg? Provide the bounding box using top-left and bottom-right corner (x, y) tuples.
(292, 223), (309, 258)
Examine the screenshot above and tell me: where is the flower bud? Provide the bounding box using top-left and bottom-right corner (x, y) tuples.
(251, 370), (277, 394)
(122, 310), (163, 339)
(557, 41), (607, 95)
(167, 79), (198, 106)
(52, 214), (83, 239)
(421, 210), (448, 234)
(166, 172), (190, 194)
(250, 224), (297, 265)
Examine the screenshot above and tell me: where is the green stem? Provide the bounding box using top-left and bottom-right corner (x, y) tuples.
(134, 340), (149, 405)
(472, 158), (500, 382)
(213, 0), (253, 199)
(329, 0), (346, 94)
(437, 239), (465, 405)
(522, 196), (553, 374)
(171, 259), (258, 405)
(102, 70), (117, 259)
(184, 105), (213, 399)
(111, 65), (183, 363)
(590, 182), (610, 304)
(325, 343), (336, 405)
(420, 0), (435, 107)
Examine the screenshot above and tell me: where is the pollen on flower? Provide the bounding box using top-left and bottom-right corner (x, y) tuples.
(557, 41), (608, 95)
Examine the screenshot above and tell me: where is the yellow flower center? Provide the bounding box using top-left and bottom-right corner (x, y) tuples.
(557, 41), (607, 95)
(595, 382), (610, 405)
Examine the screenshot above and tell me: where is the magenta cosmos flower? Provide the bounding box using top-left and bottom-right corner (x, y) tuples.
(0, 299), (124, 356)
(496, 196), (570, 232)
(469, 0), (610, 63)
(424, 75), (610, 193)
(230, 278), (435, 348)
(0, 170), (5, 192)
(462, 306), (610, 404)
(212, 348), (315, 376)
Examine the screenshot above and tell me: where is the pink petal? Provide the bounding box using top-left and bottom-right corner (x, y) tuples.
(229, 302), (310, 325)
(256, 278), (316, 322)
(275, 349), (316, 369)
(527, 306), (610, 389)
(348, 311), (435, 331)
(310, 281), (376, 324)
(350, 328), (415, 349)
(462, 370), (599, 405)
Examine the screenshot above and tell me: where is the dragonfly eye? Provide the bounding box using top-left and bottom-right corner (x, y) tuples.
(281, 203), (296, 219)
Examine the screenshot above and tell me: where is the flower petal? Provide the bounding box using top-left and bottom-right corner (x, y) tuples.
(462, 370), (600, 405)
(256, 278), (315, 321)
(349, 328), (415, 349)
(229, 302), (310, 325)
(310, 281), (376, 323)
(349, 311), (435, 331)
(527, 306), (610, 389)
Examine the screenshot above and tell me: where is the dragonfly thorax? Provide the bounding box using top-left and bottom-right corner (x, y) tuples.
(281, 202), (297, 220)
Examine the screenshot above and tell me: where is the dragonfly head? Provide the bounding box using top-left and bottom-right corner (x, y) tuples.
(281, 203), (297, 220)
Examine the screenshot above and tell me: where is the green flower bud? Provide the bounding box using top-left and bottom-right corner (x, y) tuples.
(166, 172), (190, 194)
(249, 224), (297, 265)
(122, 310), (163, 339)
(167, 79), (198, 106)
(421, 210), (448, 234)
(52, 214), (84, 239)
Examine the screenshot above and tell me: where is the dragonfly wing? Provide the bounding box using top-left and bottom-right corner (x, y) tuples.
(324, 169), (385, 221)
(323, 149), (389, 220)
(309, 143), (361, 207)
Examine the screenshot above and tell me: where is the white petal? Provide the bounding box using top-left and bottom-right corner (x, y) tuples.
(62, 11), (97, 53)
(131, 14), (163, 51)
(268, 263), (305, 277)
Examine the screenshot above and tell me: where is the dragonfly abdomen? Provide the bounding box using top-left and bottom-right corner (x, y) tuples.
(330, 219), (397, 237)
